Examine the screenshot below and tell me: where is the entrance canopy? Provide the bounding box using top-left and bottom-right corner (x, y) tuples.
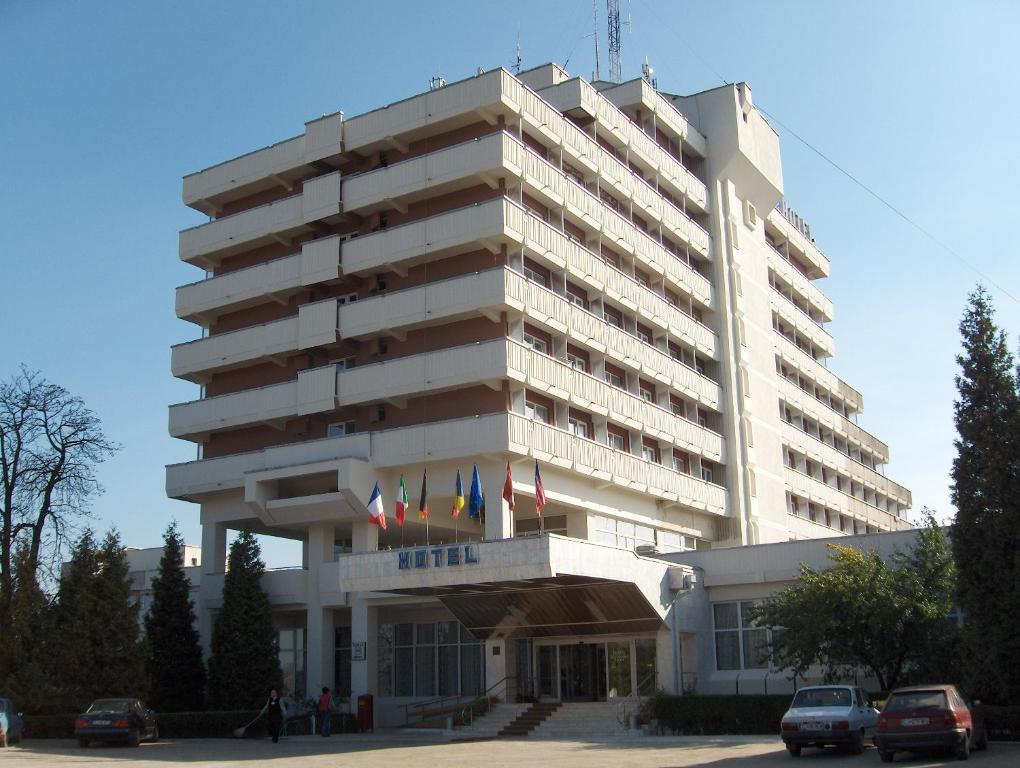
(334, 534), (677, 639)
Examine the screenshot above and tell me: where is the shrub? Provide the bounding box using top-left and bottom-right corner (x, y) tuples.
(646, 693), (791, 735)
(22, 711), (356, 739)
(982, 705), (1020, 741)
(22, 714), (76, 739)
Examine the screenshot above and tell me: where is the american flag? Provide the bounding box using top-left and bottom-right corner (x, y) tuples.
(534, 461), (547, 515)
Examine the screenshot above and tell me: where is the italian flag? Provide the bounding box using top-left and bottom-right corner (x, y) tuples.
(395, 475), (409, 527)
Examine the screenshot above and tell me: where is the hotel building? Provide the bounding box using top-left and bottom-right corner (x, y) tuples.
(167, 63), (912, 724)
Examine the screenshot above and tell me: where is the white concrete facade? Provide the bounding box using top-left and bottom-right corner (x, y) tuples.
(167, 63), (912, 725)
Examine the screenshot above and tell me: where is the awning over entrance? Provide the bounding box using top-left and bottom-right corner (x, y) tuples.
(332, 534), (675, 639)
(434, 576), (663, 639)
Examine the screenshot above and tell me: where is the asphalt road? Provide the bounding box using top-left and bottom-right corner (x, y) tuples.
(0, 735), (1017, 767)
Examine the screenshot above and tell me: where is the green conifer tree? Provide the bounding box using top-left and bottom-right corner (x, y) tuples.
(144, 522), (206, 712)
(206, 531), (281, 709)
(951, 286), (1020, 702)
(54, 529), (146, 708)
(0, 545), (56, 713)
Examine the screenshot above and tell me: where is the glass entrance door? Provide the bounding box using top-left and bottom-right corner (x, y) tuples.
(558, 643), (607, 701)
(537, 644), (558, 699)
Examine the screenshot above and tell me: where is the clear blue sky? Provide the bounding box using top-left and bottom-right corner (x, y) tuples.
(2, 1), (1018, 567)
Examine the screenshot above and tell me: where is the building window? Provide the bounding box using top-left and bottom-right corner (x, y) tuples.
(641, 439), (660, 464)
(334, 626), (352, 697)
(701, 463), (714, 483)
(377, 620), (484, 697)
(639, 381), (655, 402)
(278, 627), (306, 698)
(524, 399), (549, 423)
(591, 514), (655, 551)
(673, 450), (691, 475)
(565, 282), (589, 310)
(603, 305), (623, 328)
(607, 425), (629, 452)
(567, 351), (588, 373)
(334, 357), (357, 371)
(635, 323), (653, 344)
(327, 421), (356, 437)
(516, 514), (568, 537)
(568, 416), (589, 439)
(670, 397), (687, 418)
(522, 331), (548, 354)
(337, 293), (359, 305)
(603, 365), (625, 389)
(523, 258), (550, 288)
(657, 530), (705, 553)
(713, 602), (771, 671)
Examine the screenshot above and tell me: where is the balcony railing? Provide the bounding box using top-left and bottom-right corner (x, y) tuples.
(783, 467), (910, 531)
(773, 334), (862, 414)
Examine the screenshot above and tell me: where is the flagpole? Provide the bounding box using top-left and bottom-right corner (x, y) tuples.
(454, 513), (459, 543)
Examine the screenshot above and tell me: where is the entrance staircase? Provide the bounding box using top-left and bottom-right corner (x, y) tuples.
(497, 702), (561, 736)
(452, 703), (530, 738)
(530, 701), (642, 739)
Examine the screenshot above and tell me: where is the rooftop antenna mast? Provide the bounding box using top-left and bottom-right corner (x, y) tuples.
(607, 0), (622, 82)
(592, 0), (600, 80)
(513, 33), (522, 75)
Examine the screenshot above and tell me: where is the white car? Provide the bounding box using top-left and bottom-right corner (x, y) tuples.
(780, 685), (879, 757)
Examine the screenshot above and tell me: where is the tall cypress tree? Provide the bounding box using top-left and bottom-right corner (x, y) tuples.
(951, 286), (1020, 703)
(206, 532), (281, 710)
(144, 522), (206, 712)
(53, 530), (146, 709)
(0, 545), (56, 713)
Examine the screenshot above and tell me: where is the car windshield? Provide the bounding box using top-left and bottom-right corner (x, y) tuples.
(87, 699), (133, 714)
(791, 688), (852, 709)
(885, 691), (948, 712)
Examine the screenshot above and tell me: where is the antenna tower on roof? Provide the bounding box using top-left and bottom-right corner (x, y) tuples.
(607, 0), (622, 82)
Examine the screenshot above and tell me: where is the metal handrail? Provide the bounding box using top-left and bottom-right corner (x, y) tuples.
(616, 669), (658, 728)
(402, 675), (514, 726)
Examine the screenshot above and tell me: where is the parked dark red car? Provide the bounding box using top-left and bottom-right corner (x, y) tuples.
(74, 699), (158, 747)
(875, 684), (987, 762)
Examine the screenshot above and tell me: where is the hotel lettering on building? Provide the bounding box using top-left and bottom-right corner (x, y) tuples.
(168, 63), (912, 724)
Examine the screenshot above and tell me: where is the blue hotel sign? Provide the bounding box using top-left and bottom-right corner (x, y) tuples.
(398, 544), (480, 570)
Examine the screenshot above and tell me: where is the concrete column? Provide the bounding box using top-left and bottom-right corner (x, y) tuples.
(483, 464), (513, 540)
(198, 522), (227, 656)
(305, 524), (335, 696)
(351, 519), (379, 553)
(350, 595), (378, 725)
(485, 639), (507, 700)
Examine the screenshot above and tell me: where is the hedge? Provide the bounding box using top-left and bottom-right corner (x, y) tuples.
(23, 711), (357, 739)
(644, 694), (792, 735)
(982, 705), (1020, 741)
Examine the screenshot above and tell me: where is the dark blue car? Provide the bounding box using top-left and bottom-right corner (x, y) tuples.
(0, 697), (24, 747)
(75, 699), (158, 747)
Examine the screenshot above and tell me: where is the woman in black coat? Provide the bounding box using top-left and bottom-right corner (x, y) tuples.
(264, 689), (284, 743)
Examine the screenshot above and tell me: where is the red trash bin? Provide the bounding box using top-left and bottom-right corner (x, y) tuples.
(356, 694), (374, 732)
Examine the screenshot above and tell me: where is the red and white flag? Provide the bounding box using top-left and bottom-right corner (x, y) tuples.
(534, 461), (547, 516)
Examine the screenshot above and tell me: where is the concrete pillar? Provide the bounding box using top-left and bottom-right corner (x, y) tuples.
(485, 639), (507, 700)
(350, 595), (378, 725)
(198, 521), (227, 656)
(483, 464), (513, 540)
(351, 519), (379, 553)
(305, 524), (335, 696)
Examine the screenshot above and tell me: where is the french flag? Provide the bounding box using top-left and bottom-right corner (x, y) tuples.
(367, 482), (387, 530)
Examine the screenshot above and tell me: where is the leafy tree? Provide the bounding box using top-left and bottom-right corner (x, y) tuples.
(0, 367), (118, 633)
(751, 514), (955, 692)
(950, 286), (1020, 703)
(144, 522), (206, 712)
(206, 532), (281, 709)
(53, 529), (146, 708)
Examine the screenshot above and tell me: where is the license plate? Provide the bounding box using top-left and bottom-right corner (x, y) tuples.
(802, 721), (827, 731)
(902, 717), (929, 726)
(92, 719), (110, 725)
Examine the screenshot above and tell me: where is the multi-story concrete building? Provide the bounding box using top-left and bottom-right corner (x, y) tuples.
(167, 63), (911, 724)
(125, 545), (202, 625)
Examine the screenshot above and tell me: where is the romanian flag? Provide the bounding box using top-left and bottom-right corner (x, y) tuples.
(534, 461), (547, 516)
(395, 475), (409, 527)
(502, 461), (515, 512)
(468, 464), (484, 520)
(367, 482), (387, 530)
(451, 469), (465, 519)
(418, 471), (429, 520)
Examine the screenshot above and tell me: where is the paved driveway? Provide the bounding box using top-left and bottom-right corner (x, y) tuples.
(0, 735), (1016, 767)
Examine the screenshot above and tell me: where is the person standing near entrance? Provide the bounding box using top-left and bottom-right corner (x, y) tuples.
(317, 687), (333, 737)
(264, 689), (284, 743)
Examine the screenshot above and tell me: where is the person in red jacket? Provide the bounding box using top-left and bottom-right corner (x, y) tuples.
(317, 687), (333, 737)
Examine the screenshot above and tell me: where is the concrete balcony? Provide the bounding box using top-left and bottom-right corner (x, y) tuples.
(508, 413), (726, 515)
(536, 78), (710, 217)
(773, 333), (862, 415)
(176, 235), (341, 324)
(766, 211), (830, 279)
(505, 270), (722, 410)
(506, 341), (724, 462)
(766, 245), (833, 322)
(776, 376), (888, 463)
(502, 202), (716, 356)
(596, 77), (709, 158)
(780, 422), (911, 508)
(783, 467), (911, 532)
(179, 172), (343, 268)
(200, 568), (309, 609)
(770, 294), (835, 359)
(171, 299), (338, 382)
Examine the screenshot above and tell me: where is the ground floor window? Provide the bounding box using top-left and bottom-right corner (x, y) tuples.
(334, 626), (351, 697)
(376, 619), (484, 698)
(278, 627), (306, 697)
(713, 601), (770, 670)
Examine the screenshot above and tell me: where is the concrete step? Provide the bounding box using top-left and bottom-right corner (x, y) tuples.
(456, 703), (530, 737)
(497, 702), (561, 737)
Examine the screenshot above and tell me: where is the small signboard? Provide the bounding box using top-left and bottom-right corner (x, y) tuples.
(352, 641), (366, 661)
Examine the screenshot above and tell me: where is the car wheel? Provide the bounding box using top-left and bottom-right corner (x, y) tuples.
(955, 732), (970, 761)
(77, 737), (89, 748)
(879, 749), (894, 763)
(128, 729), (140, 748)
(848, 730), (865, 755)
(786, 743), (801, 757)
